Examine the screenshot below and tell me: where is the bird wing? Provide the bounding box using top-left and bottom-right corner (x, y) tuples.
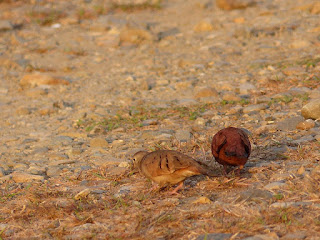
(211, 132), (227, 158)
(238, 129), (251, 156)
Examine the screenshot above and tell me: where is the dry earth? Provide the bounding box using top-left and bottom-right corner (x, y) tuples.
(0, 0), (320, 239)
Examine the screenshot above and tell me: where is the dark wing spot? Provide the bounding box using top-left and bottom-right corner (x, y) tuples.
(166, 155), (170, 170)
(159, 155), (162, 169)
(174, 156), (182, 165)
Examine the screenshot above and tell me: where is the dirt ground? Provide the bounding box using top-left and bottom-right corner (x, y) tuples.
(0, 0), (320, 239)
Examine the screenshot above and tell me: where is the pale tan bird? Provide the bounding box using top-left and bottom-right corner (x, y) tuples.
(132, 150), (214, 194)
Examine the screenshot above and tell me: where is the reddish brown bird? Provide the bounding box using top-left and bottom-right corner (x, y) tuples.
(211, 127), (251, 175)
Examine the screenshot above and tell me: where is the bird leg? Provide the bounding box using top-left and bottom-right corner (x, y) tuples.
(222, 165), (228, 176)
(237, 165), (244, 176)
(169, 182), (184, 195)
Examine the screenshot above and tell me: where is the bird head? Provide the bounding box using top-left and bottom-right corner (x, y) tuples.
(132, 151), (149, 170)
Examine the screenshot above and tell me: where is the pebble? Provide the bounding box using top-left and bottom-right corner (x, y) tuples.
(243, 104), (267, 113)
(0, 167), (5, 177)
(216, 0), (256, 10)
(222, 92), (241, 102)
(192, 196), (211, 204)
(276, 116), (304, 131)
(90, 137), (109, 148)
(281, 231), (307, 240)
(175, 130), (191, 142)
(74, 188), (91, 200)
(236, 189), (273, 203)
(157, 27), (180, 40)
(296, 119), (315, 130)
(0, 20), (13, 31)
(46, 166), (63, 177)
(301, 99), (320, 120)
(242, 233), (279, 240)
(119, 27), (154, 45)
(194, 20), (214, 32)
(11, 171), (44, 183)
(27, 165), (47, 175)
(196, 233), (232, 240)
(54, 136), (73, 146)
(194, 87), (218, 98)
(20, 73), (70, 88)
(256, 96), (272, 103)
(264, 181), (286, 190)
(270, 201), (312, 208)
(290, 40), (311, 49)
(239, 83), (256, 95)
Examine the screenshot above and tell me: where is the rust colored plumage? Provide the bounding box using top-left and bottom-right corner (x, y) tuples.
(211, 127), (251, 175)
(132, 150), (213, 194)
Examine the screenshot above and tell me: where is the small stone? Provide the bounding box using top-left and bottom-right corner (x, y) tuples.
(20, 73), (70, 88)
(270, 202), (311, 208)
(222, 92), (241, 102)
(90, 138), (109, 148)
(296, 119), (315, 130)
(264, 181), (286, 190)
(196, 233), (232, 240)
(175, 130), (191, 142)
(157, 27), (180, 40)
(192, 196), (211, 204)
(216, 0), (255, 10)
(243, 104), (267, 113)
(25, 88), (48, 98)
(291, 135), (315, 144)
(311, 2), (320, 14)
(0, 167), (5, 177)
(90, 154), (123, 167)
(282, 66), (305, 76)
(114, 185), (133, 197)
(54, 136), (73, 146)
(195, 87), (218, 98)
(290, 40), (310, 49)
(27, 166), (46, 175)
(297, 166), (305, 175)
(11, 172), (44, 183)
(301, 99), (320, 120)
(0, 175), (12, 183)
(242, 232), (279, 240)
(0, 20), (13, 31)
(194, 20), (214, 32)
(256, 96), (272, 103)
(236, 189), (273, 203)
(118, 161), (130, 168)
(195, 117), (206, 126)
(74, 189), (91, 200)
(281, 231), (307, 240)
(177, 98), (198, 106)
(234, 17), (245, 24)
(16, 107), (31, 115)
(239, 83), (256, 95)
(226, 105), (243, 115)
(33, 147), (49, 155)
(119, 27), (154, 45)
(277, 116), (304, 131)
(141, 119), (158, 126)
(39, 108), (55, 116)
(46, 167), (63, 177)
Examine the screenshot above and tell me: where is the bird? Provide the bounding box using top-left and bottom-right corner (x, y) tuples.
(211, 127), (251, 175)
(132, 150), (214, 194)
